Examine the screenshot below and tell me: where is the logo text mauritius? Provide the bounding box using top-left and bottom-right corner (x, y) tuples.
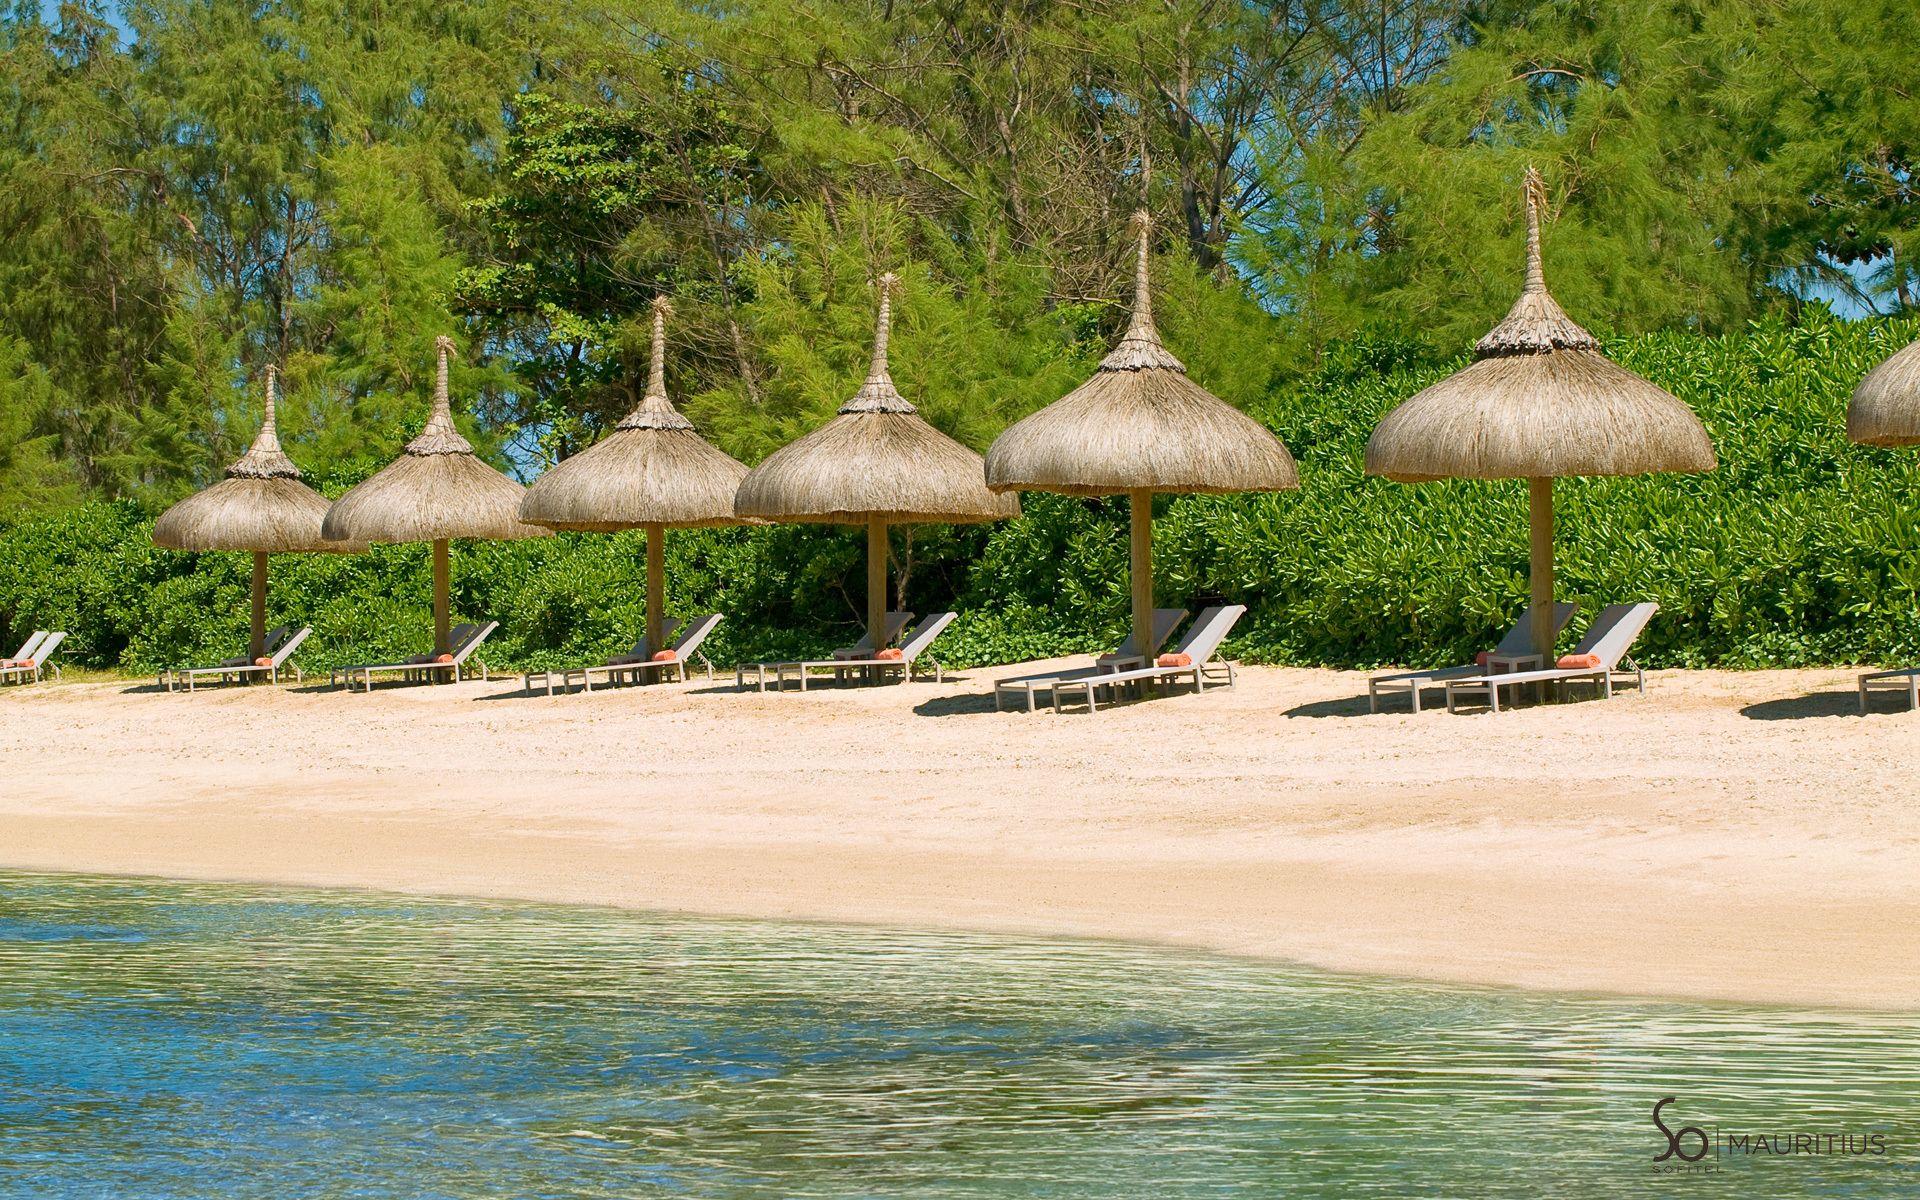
(1652, 1098), (1889, 1173)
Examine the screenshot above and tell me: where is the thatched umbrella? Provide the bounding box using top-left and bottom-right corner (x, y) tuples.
(1848, 334), (1920, 448)
(735, 273), (1018, 651)
(152, 365), (365, 660)
(1366, 168), (1716, 661)
(986, 211), (1298, 661)
(322, 336), (549, 654)
(520, 298), (750, 654)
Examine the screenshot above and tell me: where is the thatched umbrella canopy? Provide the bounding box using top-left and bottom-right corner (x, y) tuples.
(322, 336), (549, 654)
(1366, 169), (1716, 661)
(735, 273), (1017, 651)
(986, 211), (1298, 661)
(1848, 334), (1920, 448)
(521, 298), (750, 654)
(153, 365), (364, 659)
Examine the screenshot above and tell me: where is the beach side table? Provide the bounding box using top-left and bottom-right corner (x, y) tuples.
(736, 661), (776, 692)
(1094, 653), (1150, 700)
(1484, 651), (1546, 704)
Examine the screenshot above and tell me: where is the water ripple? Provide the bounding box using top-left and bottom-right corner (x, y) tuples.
(0, 872), (1914, 1198)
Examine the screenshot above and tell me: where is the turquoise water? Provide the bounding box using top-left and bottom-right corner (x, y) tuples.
(1, 873), (1916, 1198)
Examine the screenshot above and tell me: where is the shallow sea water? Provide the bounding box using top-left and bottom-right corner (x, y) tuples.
(1, 871), (1916, 1198)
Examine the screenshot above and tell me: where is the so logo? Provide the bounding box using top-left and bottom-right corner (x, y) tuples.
(1654, 1097), (1710, 1162)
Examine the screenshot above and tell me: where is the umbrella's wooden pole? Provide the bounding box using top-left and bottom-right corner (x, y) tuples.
(867, 518), (889, 651)
(249, 551), (268, 662)
(1130, 490), (1153, 661)
(645, 523), (666, 657)
(1529, 478), (1555, 662)
(432, 538), (451, 656)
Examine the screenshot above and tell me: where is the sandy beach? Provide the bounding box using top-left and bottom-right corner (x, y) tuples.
(3, 662), (1916, 1010)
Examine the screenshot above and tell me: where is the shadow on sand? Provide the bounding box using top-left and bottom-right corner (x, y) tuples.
(1739, 691), (1866, 721)
(475, 677), (712, 701)
(911, 692), (1005, 717)
(473, 683), (567, 702)
(1282, 694), (1378, 718)
(126, 678), (306, 696)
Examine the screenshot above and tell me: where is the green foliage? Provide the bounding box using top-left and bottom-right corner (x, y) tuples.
(1240, 0), (1920, 355)
(9, 0), (1920, 509)
(3, 0), (1919, 677)
(0, 337), (83, 513)
(451, 84), (758, 462)
(690, 198), (1098, 464)
(6, 315), (1917, 675)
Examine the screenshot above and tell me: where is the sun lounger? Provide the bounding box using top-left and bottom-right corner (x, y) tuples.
(551, 614), (723, 693)
(329, 622), (474, 689)
(774, 612), (957, 690)
(0, 631), (64, 685)
(735, 611), (912, 691)
(1367, 603), (1577, 713)
(523, 618), (684, 696)
(162, 627), (313, 692)
(1051, 605), (1247, 713)
(331, 621), (497, 692)
(2, 631), (48, 669)
(830, 611), (914, 661)
(993, 608), (1188, 712)
(1858, 667), (1920, 714)
(159, 626), (293, 691)
(1442, 603), (1658, 713)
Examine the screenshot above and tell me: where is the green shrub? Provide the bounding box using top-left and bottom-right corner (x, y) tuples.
(3, 313), (1918, 673)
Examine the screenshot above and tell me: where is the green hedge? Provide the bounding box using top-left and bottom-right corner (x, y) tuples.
(4, 313), (1918, 674)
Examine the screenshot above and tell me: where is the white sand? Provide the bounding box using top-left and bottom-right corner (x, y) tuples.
(3, 662), (1916, 1009)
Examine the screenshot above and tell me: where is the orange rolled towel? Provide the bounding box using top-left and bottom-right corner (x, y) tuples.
(651, 650), (678, 662)
(1474, 651), (1492, 667)
(254, 656), (273, 667)
(875, 648), (904, 660)
(1557, 653), (1602, 670)
(434, 653), (455, 664)
(1156, 652), (1192, 667)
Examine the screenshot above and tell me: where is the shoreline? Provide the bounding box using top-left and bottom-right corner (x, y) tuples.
(6, 664), (1918, 1011)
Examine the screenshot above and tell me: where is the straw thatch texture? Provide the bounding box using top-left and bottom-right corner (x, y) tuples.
(1848, 334), (1920, 448)
(521, 300), (750, 531)
(153, 366), (362, 553)
(1366, 169), (1716, 483)
(985, 212), (1298, 496)
(323, 337), (550, 544)
(735, 275), (1018, 524)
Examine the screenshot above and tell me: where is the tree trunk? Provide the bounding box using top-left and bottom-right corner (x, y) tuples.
(249, 552), (268, 663)
(433, 538), (451, 656)
(1529, 478), (1555, 662)
(867, 519), (889, 651)
(645, 523), (667, 658)
(1130, 490), (1154, 660)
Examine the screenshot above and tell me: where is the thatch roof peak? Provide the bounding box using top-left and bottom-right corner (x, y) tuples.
(406, 335), (475, 456)
(1848, 332), (1920, 448)
(840, 272), (916, 415)
(322, 336), (548, 544)
(983, 213), (1297, 497)
(734, 271), (1017, 524)
(1099, 211), (1187, 373)
(1476, 168), (1601, 357)
(1364, 168), (1715, 483)
(520, 298), (749, 531)
(227, 364), (302, 480)
(617, 297), (695, 432)
(154, 365), (364, 554)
